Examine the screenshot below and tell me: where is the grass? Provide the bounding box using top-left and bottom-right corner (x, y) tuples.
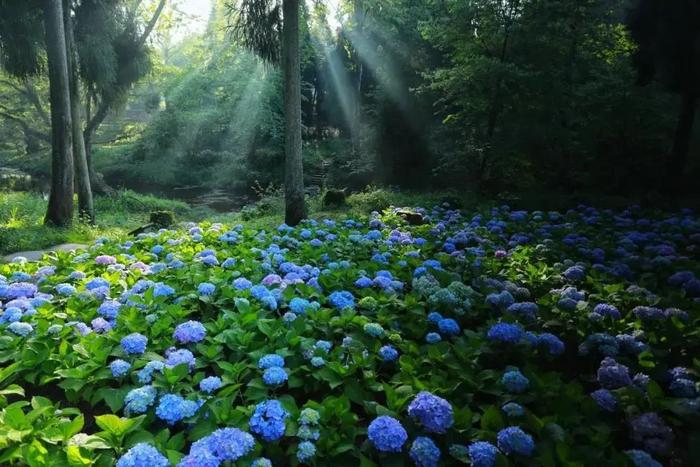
(0, 190), (204, 256)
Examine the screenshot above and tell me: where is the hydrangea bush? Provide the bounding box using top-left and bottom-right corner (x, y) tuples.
(0, 204), (698, 465)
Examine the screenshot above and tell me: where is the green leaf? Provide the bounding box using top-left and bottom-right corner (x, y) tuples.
(480, 406), (504, 432)
(94, 414), (145, 438)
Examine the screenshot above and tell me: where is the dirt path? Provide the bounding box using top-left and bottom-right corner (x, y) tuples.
(1, 243), (88, 263)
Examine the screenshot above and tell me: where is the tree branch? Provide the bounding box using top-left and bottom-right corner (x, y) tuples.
(0, 105), (51, 143)
(136, 0), (167, 49)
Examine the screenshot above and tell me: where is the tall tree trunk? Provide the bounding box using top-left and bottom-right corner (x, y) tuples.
(43, 0), (74, 227)
(83, 99), (114, 195)
(667, 90), (697, 192)
(64, 0), (94, 223)
(282, 0), (306, 226)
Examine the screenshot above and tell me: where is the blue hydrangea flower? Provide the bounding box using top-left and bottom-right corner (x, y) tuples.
(355, 277), (374, 288)
(297, 425), (320, 441)
(502, 369), (530, 393)
(537, 333), (565, 355)
(367, 416), (407, 452)
(199, 376), (222, 394)
(91, 317), (112, 333)
(407, 391), (454, 433)
(591, 389), (617, 412)
(487, 323), (523, 343)
(8, 322), (32, 337)
(310, 357), (325, 367)
(155, 394), (201, 425)
(263, 367), (288, 386)
(204, 427), (256, 461)
(116, 443), (169, 467)
(153, 283), (175, 297)
(506, 302), (538, 320)
(177, 446), (220, 467)
(110, 359), (131, 377)
(258, 354), (285, 369)
(56, 283), (77, 296)
(124, 385), (157, 415)
(233, 277), (253, 290)
(328, 290), (355, 310)
(315, 340), (332, 353)
(427, 311), (443, 324)
(296, 441), (317, 462)
(502, 402), (525, 417)
(0, 307), (22, 324)
(597, 357), (631, 389)
(197, 282), (216, 296)
(249, 399), (289, 442)
(364, 322), (385, 337)
(625, 449), (662, 467)
(173, 320), (207, 344)
(137, 361), (165, 384)
(592, 303), (621, 319)
(250, 458), (273, 467)
(289, 297), (312, 314)
(379, 345), (399, 362)
(410, 436), (440, 467)
(436, 318), (460, 336)
(121, 333), (148, 355)
(426, 332), (442, 344)
(166, 348), (196, 370)
(496, 426), (534, 456)
(468, 441), (498, 467)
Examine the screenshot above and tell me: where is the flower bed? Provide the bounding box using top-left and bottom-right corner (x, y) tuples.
(0, 204), (698, 466)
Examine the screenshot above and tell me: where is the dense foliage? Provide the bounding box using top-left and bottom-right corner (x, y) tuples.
(0, 203), (698, 465)
(3, 0), (699, 199)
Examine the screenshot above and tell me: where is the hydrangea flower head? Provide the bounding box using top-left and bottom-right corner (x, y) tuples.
(110, 359), (131, 377)
(407, 391), (454, 433)
(296, 440), (317, 462)
(116, 443), (169, 467)
(367, 416), (407, 452)
(199, 376), (222, 394)
(487, 323), (523, 343)
(173, 320), (206, 344)
(496, 426), (534, 456)
(205, 427), (255, 461)
(410, 436), (441, 467)
(379, 345), (399, 362)
(263, 367), (288, 386)
(591, 389), (617, 412)
(468, 441), (498, 467)
(502, 368), (530, 393)
(124, 385), (157, 415)
(249, 399), (289, 441)
(166, 348), (196, 370)
(155, 394), (201, 425)
(121, 333), (148, 355)
(258, 354), (285, 369)
(328, 290), (355, 310)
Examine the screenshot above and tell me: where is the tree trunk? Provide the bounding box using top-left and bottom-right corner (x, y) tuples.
(43, 0), (74, 227)
(282, 0), (306, 226)
(64, 0), (94, 223)
(666, 90), (697, 192)
(83, 100), (115, 195)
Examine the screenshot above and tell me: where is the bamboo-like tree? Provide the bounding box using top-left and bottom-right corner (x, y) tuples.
(229, 0), (307, 226)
